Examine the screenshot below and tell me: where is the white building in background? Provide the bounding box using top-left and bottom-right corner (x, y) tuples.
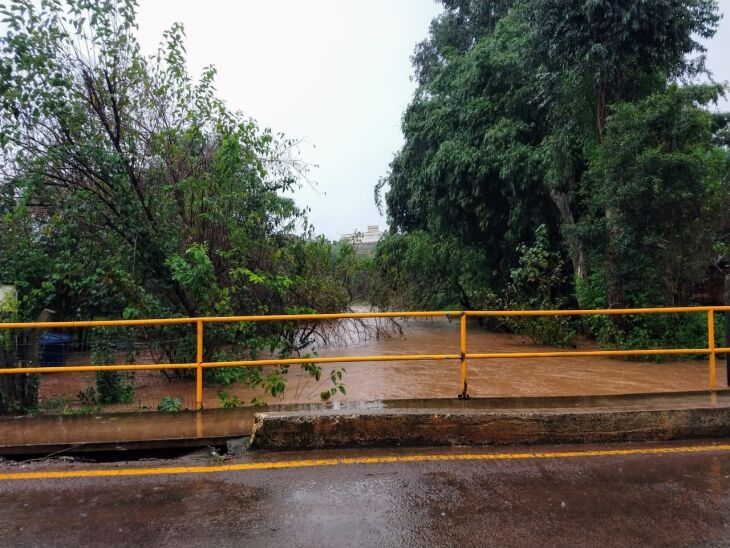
(340, 225), (384, 244)
(0, 285), (17, 310)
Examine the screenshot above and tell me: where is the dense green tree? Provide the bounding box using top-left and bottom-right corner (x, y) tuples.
(0, 0), (357, 410)
(377, 12), (560, 303)
(528, 0), (723, 309)
(372, 231), (492, 310)
(578, 84), (729, 308)
(411, 0), (513, 86)
(377, 0), (729, 343)
(529, 0), (720, 139)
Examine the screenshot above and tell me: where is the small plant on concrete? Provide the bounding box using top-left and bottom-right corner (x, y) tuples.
(39, 396), (71, 412)
(209, 449), (226, 465)
(157, 396), (183, 412)
(218, 390), (242, 409)
(63, 404), (102, 415)
(77, 385), (99, 406)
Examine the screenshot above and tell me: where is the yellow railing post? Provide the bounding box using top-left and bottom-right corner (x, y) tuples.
(708, 310), (717, 392)
(459, 312), (469, 399)
(196, 320), (204, 411)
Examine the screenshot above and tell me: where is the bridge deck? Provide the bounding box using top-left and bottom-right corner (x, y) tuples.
(3, 390), (730, 455)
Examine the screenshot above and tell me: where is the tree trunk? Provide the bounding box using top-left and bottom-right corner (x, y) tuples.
(550, 188), (587, 280)
(596, 77), (607, 143)
(725, 270), (729, 388)
(604, 205), (628, 329)
(0, 356), (39, 415)
(0, 309), (55, 415)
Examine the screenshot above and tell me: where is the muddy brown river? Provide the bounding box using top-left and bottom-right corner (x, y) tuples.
(34, 318), (727, 412)
(37, 316), (724, 413)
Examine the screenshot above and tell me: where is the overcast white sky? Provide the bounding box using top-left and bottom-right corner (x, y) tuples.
(136, 0), (730, 241)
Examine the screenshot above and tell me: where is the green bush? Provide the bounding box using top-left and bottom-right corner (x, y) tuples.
(217, 390), (241, 409)
(615, 313), (725, 356)
(573, 270), (726, 359)
(157, 396), (183, 412)
(501, 225), (578, 347)
(95, 372), (134, 404)
(0, 294), (39, 415)
(90, 327), (134, 404)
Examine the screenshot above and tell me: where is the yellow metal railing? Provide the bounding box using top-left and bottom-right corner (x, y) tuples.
(1, 306), (729, 409)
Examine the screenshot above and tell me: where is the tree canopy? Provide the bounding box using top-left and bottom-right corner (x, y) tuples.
(376, 0), (730, 343)
(0, 0), (361, 411)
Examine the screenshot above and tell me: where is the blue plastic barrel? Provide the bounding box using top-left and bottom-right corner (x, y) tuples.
(39, 332), (73, 366)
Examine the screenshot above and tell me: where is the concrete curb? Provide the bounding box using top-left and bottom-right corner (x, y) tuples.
(249, 407), (730, 450)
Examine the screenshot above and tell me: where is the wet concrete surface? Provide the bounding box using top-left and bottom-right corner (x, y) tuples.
(4, 391), (730, 454)
(249, 399), (730, 450)
(0, 407), (255, 454)
(3, 440), (730, 547)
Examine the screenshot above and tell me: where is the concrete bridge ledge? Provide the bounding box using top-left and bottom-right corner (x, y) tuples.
(248, 406), (730, 450)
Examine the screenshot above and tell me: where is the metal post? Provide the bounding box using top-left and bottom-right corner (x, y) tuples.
(708, 310), (716, 392)
(459, 312), (469, 399)
(196, 320), (204, 411)
(725, 271), (730, 387)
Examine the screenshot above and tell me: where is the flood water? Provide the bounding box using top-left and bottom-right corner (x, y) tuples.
(36, 315), (725, 412)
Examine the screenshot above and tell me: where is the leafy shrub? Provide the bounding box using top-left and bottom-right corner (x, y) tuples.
(577, 272), (727, 360)
(602, 312), (726, 361)
(157, 396), (183, 412)
(95, 372), (134, 404)
(501, 225), (577, 347)
(90, 327), (134, 404)
(217, 390), (242, 409)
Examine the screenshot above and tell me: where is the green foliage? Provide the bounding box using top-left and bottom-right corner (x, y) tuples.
(157, 396), (183, 413)
(528, 0), (720, 113)
(376, 0), (730, 351)
(63, 404), (102, 416)
(377, 11), (559, 296)
(579, 85), (729, 308)
(0, 290), (39, 415)
(501, 225), (577, 346)
(593, 312), (725, 361)
(373, 231), (492, 310)
(90, 328), (134, 404)
(217, 390), (241, 409)
(76, 385), (103, 414)
(320, 368), (346, 401)
(411, 0), (513, 86)
(577, 271), (727, 357)
(0, 0), (358, 404)
(94, 372), (134, 405)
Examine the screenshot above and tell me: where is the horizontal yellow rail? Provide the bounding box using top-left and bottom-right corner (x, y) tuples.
(0, 362), (197, 375)
(3, 306), (730, 329)
(1, 306), (728, 408)
(0, 354), (462, 375)
(466, 306), (730, 317)
(468, 348), (730, 360)
(0, 310), (461, 329)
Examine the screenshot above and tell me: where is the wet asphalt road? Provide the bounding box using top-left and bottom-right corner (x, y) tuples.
(3, 442), (730, 547)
